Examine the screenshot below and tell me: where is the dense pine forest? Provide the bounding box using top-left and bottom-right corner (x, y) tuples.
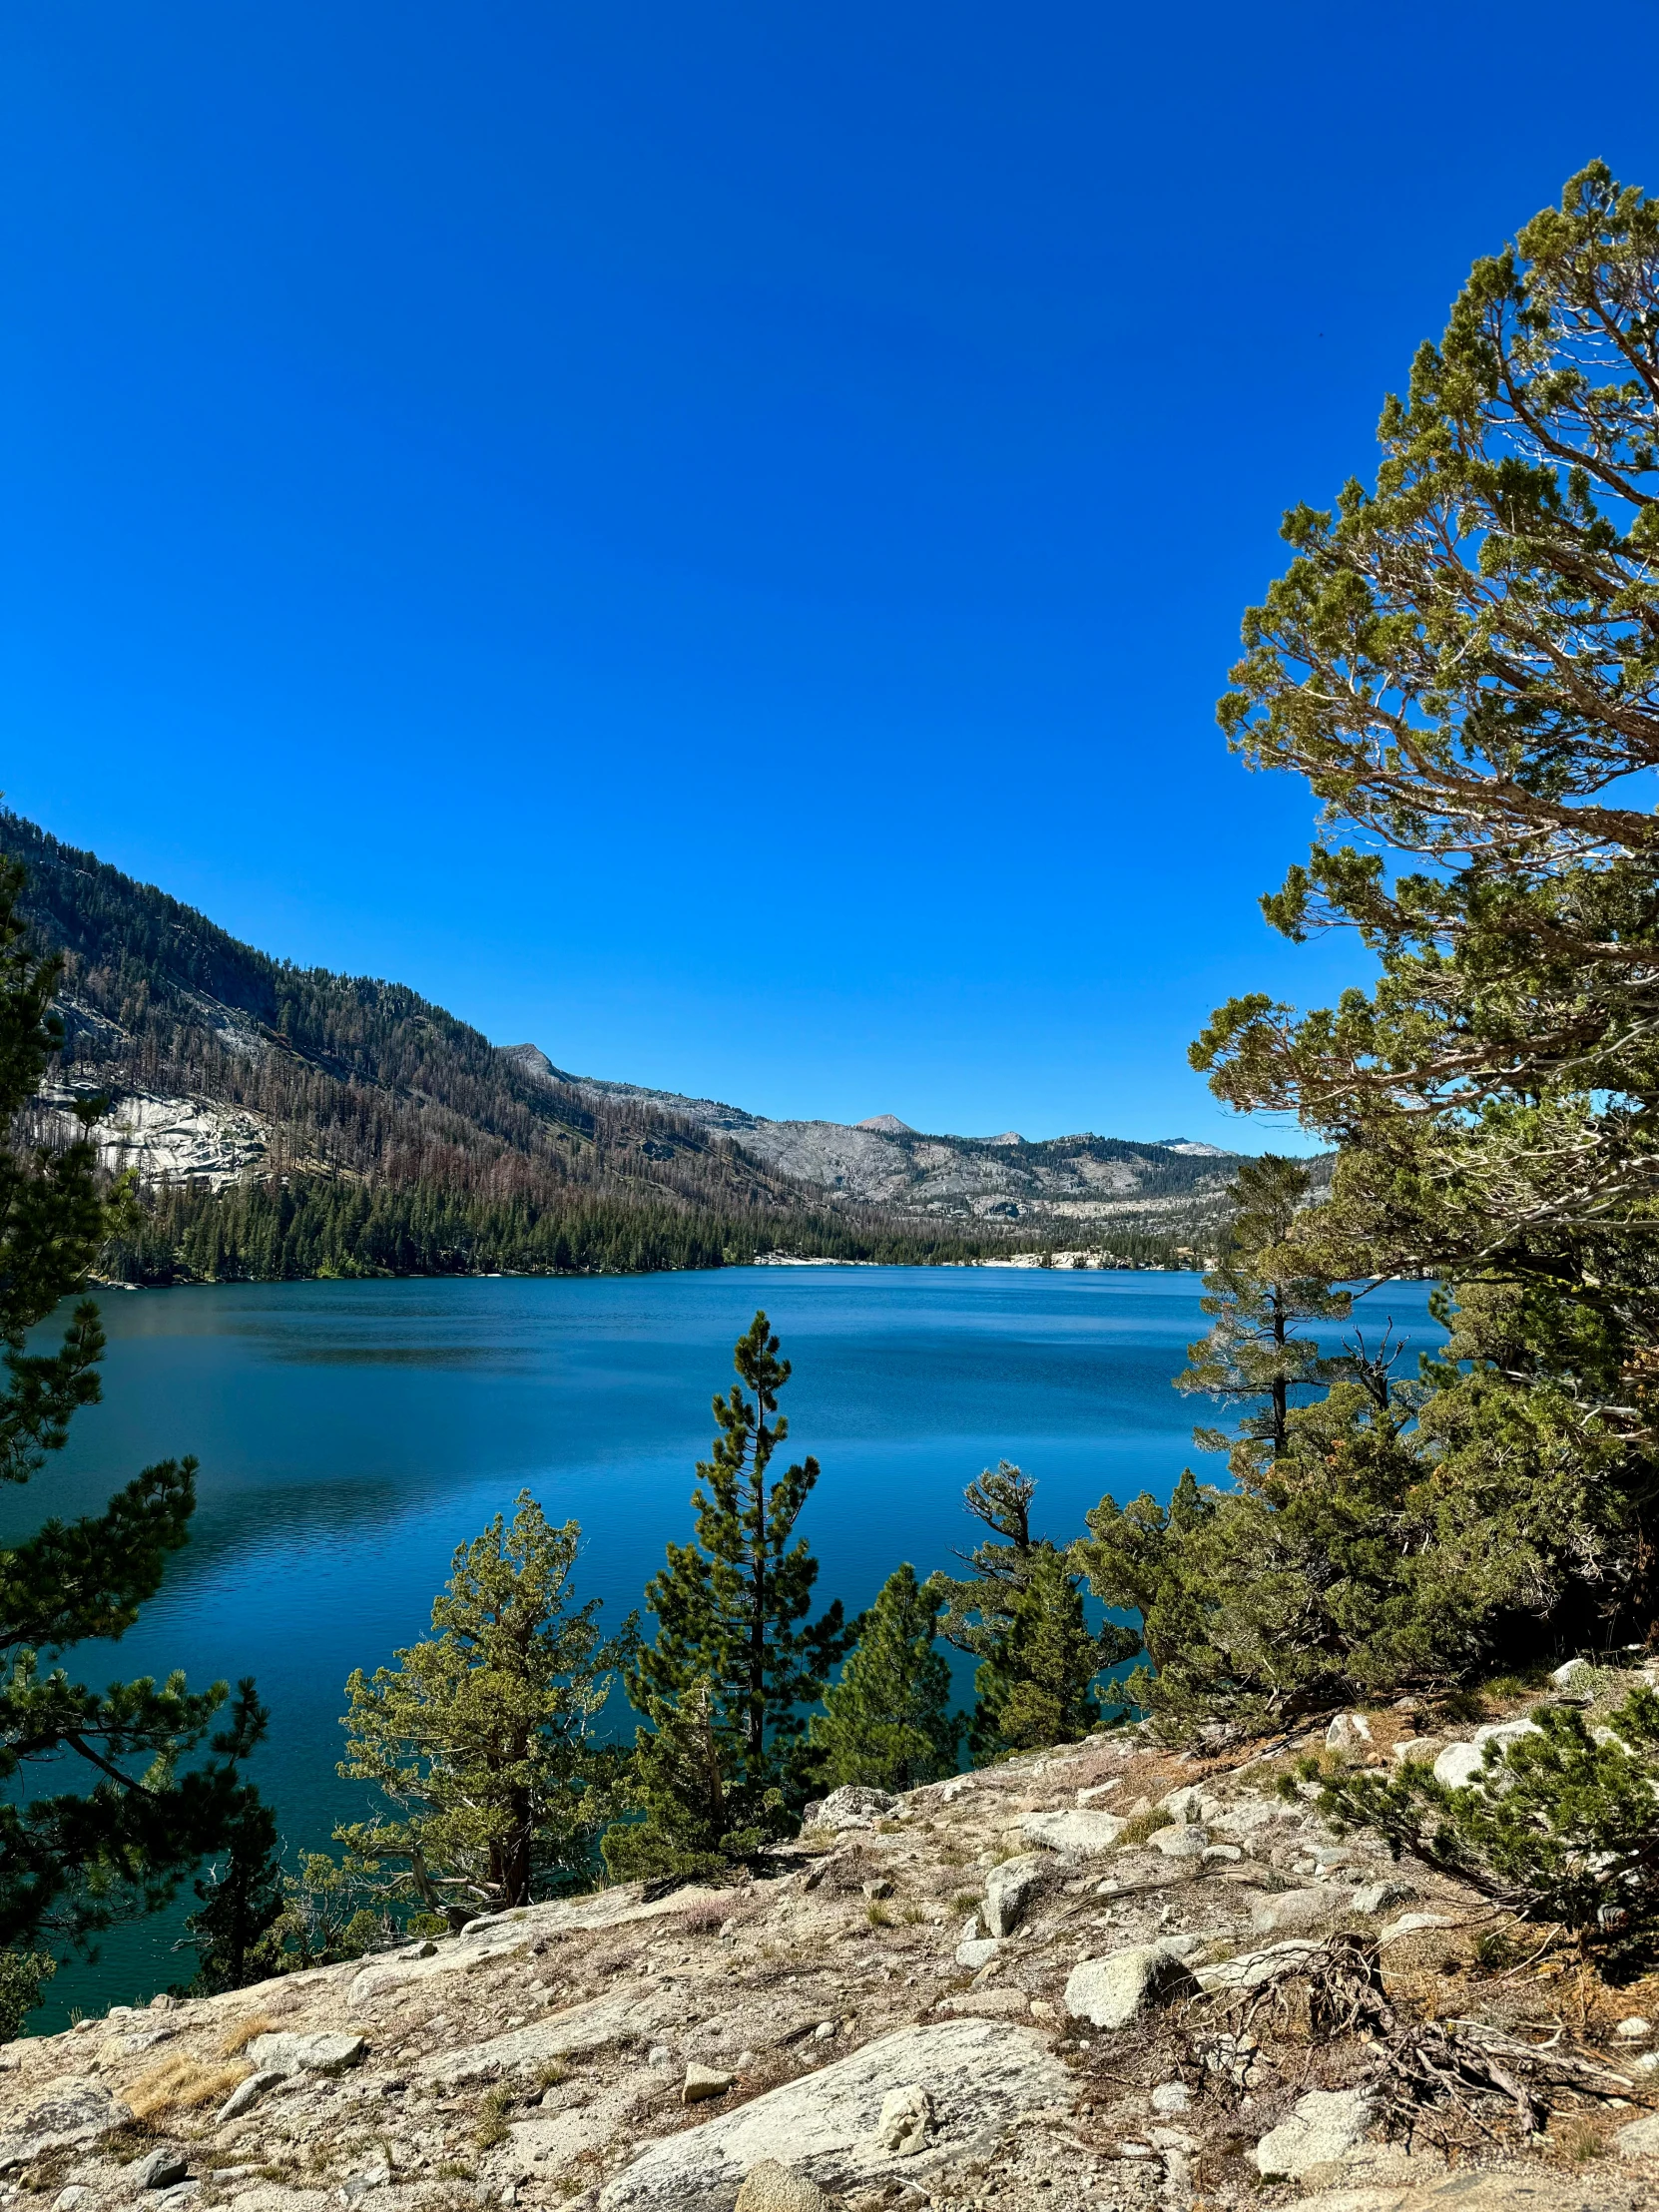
(101, 1176), (1007, 1285)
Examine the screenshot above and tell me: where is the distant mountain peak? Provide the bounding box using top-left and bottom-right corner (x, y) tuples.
(855, 1114), (915, 1135)
(985, 1130), (1023, 1146)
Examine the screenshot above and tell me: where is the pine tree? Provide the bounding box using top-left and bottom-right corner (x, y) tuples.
(1191, 164), (1659, 1656)
(601, 1678), (751, 1884)
(1175, 1156), (1349, 1486)
(808, 1565), (959, 1791)
(615, 1315), (850, 1867)
(335, 1493), (625, 1918)
(0, 852), (267, 2028)
(928, 1461), (1041, 1657)
(969, 1546), (1131, 1760)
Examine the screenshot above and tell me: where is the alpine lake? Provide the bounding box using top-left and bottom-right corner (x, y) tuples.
(8, 1263), (1444, 2025)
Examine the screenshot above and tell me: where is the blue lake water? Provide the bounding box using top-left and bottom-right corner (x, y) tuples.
(11, 1264), (1443, 2021)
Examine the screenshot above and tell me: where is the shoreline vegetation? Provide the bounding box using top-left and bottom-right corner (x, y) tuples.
(93, 1176), (1203, 1286)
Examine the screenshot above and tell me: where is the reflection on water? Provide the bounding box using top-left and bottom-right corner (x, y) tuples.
(15, 1266), (1445, 2022)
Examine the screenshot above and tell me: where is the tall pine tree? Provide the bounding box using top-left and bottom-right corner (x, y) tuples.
(928, 1462), (1041, 1658)
(615, 1315), (849, 1867)
(0, 853), (267, 2030)
(1175, 1156), (1349, 1486)
(969, 1545), (1131, 1760)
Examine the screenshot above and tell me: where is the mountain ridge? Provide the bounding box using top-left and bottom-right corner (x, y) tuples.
(506, 1052), (1249, 1243)
(1, 811), (1247, 1276)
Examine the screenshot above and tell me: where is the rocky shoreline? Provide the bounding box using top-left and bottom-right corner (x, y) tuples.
(5, 1689), (1659, 2212)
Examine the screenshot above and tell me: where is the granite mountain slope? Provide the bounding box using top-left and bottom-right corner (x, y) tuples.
(512, 1056), (1247, 1247)
(3, 811), (1248, 1264)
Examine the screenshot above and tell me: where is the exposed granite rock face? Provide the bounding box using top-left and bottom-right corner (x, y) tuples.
(246, 2033), (364, 2078)
(0, 1698), (1653, 2212)
(981, 1853), (1051, 1937)
(598, 2020), (1070, 2208)
(733, 2163), (832, 2211)
(1253, 2086), (1375, 2179)
(0, 2081), (130, 2173)
(1063, 1940), (1197, 2028)
(1019, 1809), (1125, 1855)
(414, 1987), (681, 2087)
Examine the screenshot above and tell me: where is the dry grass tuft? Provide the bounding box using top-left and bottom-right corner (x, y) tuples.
(1114, 1807), (1175, 1850)
(219, 2013), (276, 2056)
(129, 2054), (253, 2122)
(680, 1897), (729, 1936)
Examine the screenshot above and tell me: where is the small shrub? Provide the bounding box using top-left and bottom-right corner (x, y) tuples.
(0, 1953), (55, 2043)
(681, 1897), (729, 1936)
(475, 2087), (514, 2150)
(1472, 1927), (1520, 1972)
(1308, 1688), (1659, 1970)
(865, 1901), (893, 1928)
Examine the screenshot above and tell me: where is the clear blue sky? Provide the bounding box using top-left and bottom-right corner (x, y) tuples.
(4, 5), (1655, 1146)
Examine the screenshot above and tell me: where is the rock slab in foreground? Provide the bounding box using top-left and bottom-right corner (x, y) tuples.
(733, 2164), (832, 2212)
(247, 2032), (365, 2077)
(1020, 1809), (1126, 1855)
(0, 2080), (131, 2173)
(982, 1854), (1051, 1937)
(597, 2018), (1072, 2210)
(417, 1986), (677, 2087)
(1252, 2085), (1373, 2178)
(1064, 1941), (1197, 2029)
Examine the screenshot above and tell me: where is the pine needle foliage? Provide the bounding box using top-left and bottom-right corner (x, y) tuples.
(970, 1545), (1132, 1759)
(336, 1493), (625, 1917)
(601, 1678), (765, 1884)
(1188, 163), (1659, 1655)
(1174, 1156), (1349, 1483)
(929, 1462), (1043, 1659)
(0, 851), (266, 2028)
(1080, 1175), (1451, 1729)
(175, 1794), (284, 1994)
(929, 1464), (1132, 1761)
(809, 1564), (959, 1791)
(1302, 1689), (1659, 1970)
(624, 1314), (850, 1815)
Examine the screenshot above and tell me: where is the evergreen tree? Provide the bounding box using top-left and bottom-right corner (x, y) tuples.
(335, 1494), (624, 1918)
(624, 1314), (850, 1814)
(1190, 163), (1659, 1658)
(0, 852), (266, 2028)
(929, 1461), (1042, 1657)
(601, 1678), (752, 1884)
(175, 1793), (283, 1994)
(808, 1565), (958, 1791)
(1080, 1362), (1452, 1730)
(969, 1545), (1130, 1759)
(927, 1464), (1132, 1761)
(1174, 1157), (1349, 1485)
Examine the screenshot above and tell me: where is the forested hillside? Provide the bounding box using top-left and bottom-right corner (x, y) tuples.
(0, 814), (1002, 1280)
